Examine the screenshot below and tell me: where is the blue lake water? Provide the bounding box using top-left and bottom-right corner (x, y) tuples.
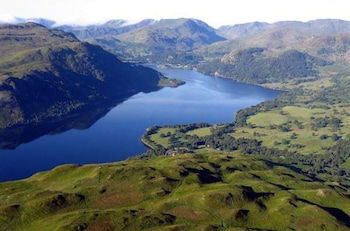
(0, 67), (281, 181)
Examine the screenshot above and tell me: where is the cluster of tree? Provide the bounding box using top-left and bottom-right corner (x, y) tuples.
(177, 123), (211, 133)
(317, 78), (350, 104)
(311, 116), (342, 131)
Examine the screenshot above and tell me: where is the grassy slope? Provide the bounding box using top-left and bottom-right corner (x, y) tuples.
(0, 151), (349, 231)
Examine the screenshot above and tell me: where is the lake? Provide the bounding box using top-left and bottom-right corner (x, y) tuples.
(0, 67), (281, 181)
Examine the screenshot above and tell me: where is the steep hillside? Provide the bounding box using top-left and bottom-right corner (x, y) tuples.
(0, 23), (172, 129)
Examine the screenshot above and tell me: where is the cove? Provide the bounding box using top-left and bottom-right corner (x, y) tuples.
(0, 67), (281, 181)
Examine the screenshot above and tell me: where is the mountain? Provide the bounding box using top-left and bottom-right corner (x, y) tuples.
(116, 18), (225, 50)
(191, 20), (350, 84)
(289, 34), (350, 63)
(218, 21), (270, 39)
(219, 19), (350, 40)
(88, 18), (226, 63)
(25, 18), (57, 28)
(0, 17), (57, 27)
(0, 150), (349, 230)
(57, 19), (156, 40)
(0, 23), (172, 129)
(5, 17), (350, 72)
(79, 18), (350, 75)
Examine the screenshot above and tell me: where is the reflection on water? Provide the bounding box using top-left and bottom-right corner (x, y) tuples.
(0, 102), (118, 150)
(0, 67), (281, 181)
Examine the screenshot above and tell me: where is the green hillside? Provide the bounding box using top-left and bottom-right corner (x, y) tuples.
(0, 151), (349, 231)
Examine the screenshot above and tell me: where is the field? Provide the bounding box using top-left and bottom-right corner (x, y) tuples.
(149, 127), (177, 147)
(186, 127), (212, 137)
(235, 105), (350, 155)
(247, 111), (289, 126)
(147, 125), (213, 149)
(0, 150), (349, 231)
(146, 104), (350, 155)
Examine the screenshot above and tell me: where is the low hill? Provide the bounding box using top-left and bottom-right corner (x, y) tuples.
(0, 150), (349, 231)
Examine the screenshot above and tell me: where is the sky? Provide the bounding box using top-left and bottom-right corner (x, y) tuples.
(1, 0), (350, 27)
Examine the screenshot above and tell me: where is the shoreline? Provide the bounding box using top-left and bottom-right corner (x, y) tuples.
(0, 66), (283, 183)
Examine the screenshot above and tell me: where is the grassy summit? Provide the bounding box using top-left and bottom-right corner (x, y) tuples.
(0, 151), (349, 231)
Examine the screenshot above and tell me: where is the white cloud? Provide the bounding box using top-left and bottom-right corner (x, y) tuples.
(0, 0), (350, 27)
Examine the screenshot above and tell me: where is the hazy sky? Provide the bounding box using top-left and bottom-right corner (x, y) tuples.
(1, 0), (350, 27)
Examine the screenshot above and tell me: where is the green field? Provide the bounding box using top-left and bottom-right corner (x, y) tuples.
(186, 127), (212, 137)
(236, 105), (350, 155)
(149, 127), (177, 147)
(144, 105), (350, 156)
(247, 111), (289, 126)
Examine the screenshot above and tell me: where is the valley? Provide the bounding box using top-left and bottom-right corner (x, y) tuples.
(0, 16), (350, 231)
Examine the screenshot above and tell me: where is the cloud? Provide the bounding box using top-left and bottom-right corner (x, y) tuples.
(0, 0), (350, 27)
(0, 14), (25, 23)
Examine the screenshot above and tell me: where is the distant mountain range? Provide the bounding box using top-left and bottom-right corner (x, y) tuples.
(0, 17), (57, 27)
(56, 19), (156, 40)
(3, 17), (350, 41)
(84, 18), (226, 63)
(217, 19), (350, 39)
(2, 17), (350, 119)
(44, 18), (350, 80)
